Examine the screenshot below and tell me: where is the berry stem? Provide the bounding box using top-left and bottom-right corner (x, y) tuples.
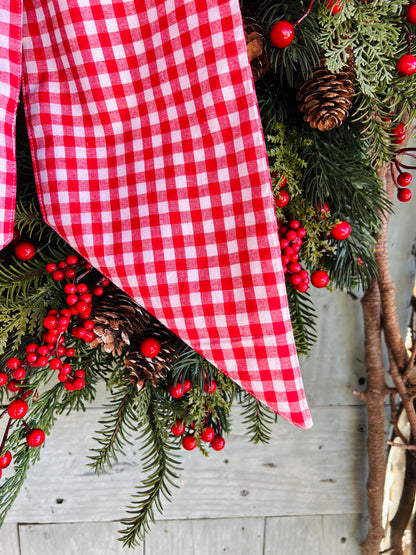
(293, 0), (316, 28)
(406, 32), (412, 56)
(21, 420), (31, 433)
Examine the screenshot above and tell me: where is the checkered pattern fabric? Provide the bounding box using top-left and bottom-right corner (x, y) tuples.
(1, 0), (312, 428)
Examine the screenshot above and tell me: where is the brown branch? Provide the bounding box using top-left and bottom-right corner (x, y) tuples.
(387, 450), (416, 554)
(360, 280), (388, 555)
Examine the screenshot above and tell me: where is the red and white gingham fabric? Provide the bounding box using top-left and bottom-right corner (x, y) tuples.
(0, 0), (312, 428)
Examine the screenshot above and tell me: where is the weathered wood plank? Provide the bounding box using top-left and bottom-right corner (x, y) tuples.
(144, 517), (264, 555)
(264, 515), (322, 555)
(264, 514), (364, 554)
(18, 522), (143, 555)
(4, 404), (367, 523)
(322, 514), (365, 554)
(0, 523), (20, 555)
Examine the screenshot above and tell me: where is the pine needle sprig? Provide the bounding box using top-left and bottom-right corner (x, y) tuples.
(118, 386), (182, 548)
(169, 341), (217, 392)
(286, 285), (317, 356)
(88, 383), (147, 474)
(240, 393), (277, 444)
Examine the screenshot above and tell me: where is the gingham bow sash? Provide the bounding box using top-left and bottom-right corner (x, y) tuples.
(0, 0), (312, 428)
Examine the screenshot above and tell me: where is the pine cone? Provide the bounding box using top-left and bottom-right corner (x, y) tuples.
(296, 49), (355, 131)
(243, 16), (271, 83)
(90, 284), (178, 390)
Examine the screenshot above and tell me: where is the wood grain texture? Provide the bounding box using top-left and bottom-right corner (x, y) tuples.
(18, 522), (143, 555)
(264, 514), (364, 555)
(144, 517), (264, 555)
(0, 523), (20, 555)
(4, 405), (367, 523)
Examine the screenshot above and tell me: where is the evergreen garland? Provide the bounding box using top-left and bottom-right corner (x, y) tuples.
(1, 0), (416, 548)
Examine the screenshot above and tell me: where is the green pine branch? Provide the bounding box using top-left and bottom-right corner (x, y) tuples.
(118, 386), (182, 548)
(88, 383), (148, 474)
(240, 393), (277, 444)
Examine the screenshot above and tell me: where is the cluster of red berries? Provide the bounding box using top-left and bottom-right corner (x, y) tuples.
(0, 397), (46, 481)
(396, 1), (416, 77)
(168, 378), (225, 451)
(279, 220), (309, 293)
(390, 124), (415, 202)
(171, 419), (226, 452)
(0, 253), (111, 481)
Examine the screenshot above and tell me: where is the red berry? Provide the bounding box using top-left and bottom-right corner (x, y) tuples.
(66, 293), (79, 306)
(75, 301), (89, 314)
(93, 286), (104, 296)
(200, 426), (215, 442)
(80, 293), (92, 304)
(274, 189), (290, 208)
(14, 241), (36, 261)
(0, 372), (8, 386)
(203, 381), (217, 394)
(36, 355), (49, 367)
(64, 381), (76, 391)
(140, 337), (161, 358)
(12, 368), (25, 380)
(397, 172), (413, 187)
(49, 357), (62, 370)
(211, 435), (226, 451)
(297, 282), (309, 293)
(66, 254), (79, 266)
(396, 54), (416, 76)
(169, 382), (187, 398)
(73, 377), (85, 389)
(291, 274), (302, 286)
(36, 345), (49, 356)
(66, 348), (75, 357)
(311, 270), (330, 288)
(7, 357), (21, 370)
(74, 369), (85, 378)
(285, 230), (297, 242)
(7, 399), (28, 419)
(331, 221), (351, 240)
(26, 343), (38, 354)
(183, 380), (192, 393)
(327, 0), (342, 13)
(7, 380), (20, 392)
(270, 20), (294, 48)
(397, 188), (412, 202)
(45, 262), (57, 273)
(171, 420), (186, 436)
(65, 268), (76, 279)
(407, 3), (416, 24)
(83, 330), (95, 342)
(0, 451), (12, 469)
(393, 123), (407, 144)
(76, 283), (88, 294)
(58, 260), (67, 269)
(61, 363), (72, 375)
(52, 270), (65, 281)
(58, 373), (68, 382)
(43, 315), (58, 329)
(288, 262), (302, 274)
(82, 319), (95, 331)
(26, 429), (45, 447)
(64, 283), (77, 294)
(182, 435), (197, 451)
(297, 227), (307, 238)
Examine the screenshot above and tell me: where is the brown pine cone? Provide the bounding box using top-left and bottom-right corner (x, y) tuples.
(296, 49), (355, 131)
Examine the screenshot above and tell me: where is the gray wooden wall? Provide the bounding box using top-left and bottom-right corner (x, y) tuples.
(1, 162), (415, 554)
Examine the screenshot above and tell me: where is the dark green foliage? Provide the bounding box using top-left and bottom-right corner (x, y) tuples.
(240, 392), (277, 444)
(118, 386), (182, 547)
